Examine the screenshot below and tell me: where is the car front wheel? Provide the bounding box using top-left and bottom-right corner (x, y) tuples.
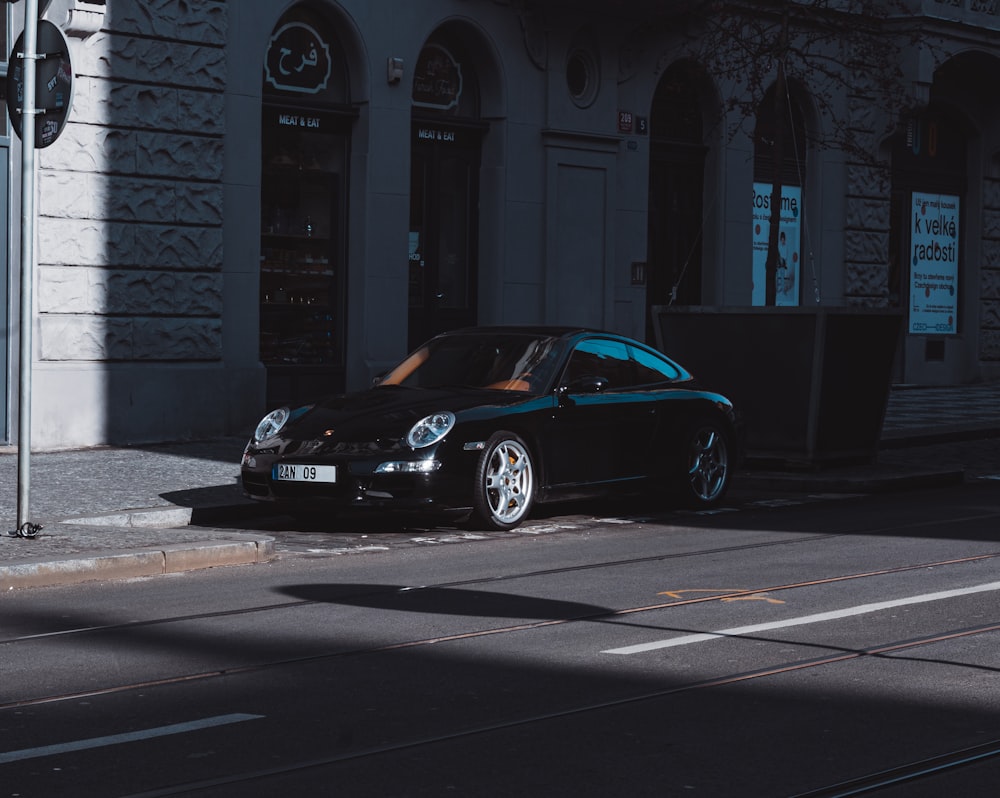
(472, 432), (535, 530)
(679, 418), (731, 508)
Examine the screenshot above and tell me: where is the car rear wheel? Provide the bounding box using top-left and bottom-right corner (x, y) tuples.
(679, 418), (731, 508)
(472, 432), (535, 530)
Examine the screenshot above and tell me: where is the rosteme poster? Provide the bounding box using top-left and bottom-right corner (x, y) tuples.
(909, 192), (959, 334)
(752, 182), (801, 306)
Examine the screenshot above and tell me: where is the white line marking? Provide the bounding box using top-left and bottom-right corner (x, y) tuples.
(0, 713), (264, 764)
(603, 581), (1000, 655)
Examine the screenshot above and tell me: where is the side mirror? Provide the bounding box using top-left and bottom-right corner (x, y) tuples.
(562, 375), (609, 394)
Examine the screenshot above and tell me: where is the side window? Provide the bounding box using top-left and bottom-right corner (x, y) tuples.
(564, 339), (634, 389)
(630, 346), (682, 384)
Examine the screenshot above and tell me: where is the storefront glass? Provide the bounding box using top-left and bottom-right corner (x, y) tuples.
(408, 36), (483, 350)
(260, 6), (352, 407)
(752, 84), (807, 307)
(890, 108), (966, 336)
(646, 60), (707, 342)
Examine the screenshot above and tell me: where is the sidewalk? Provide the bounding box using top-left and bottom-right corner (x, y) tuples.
(0, 437), (274, 590)
(3, 381), (1000, 590)
(737, 379), (1000, 493)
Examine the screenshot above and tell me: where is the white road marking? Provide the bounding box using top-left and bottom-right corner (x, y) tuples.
(602, 581), (1000, 655)
(0, 713), (264, 764)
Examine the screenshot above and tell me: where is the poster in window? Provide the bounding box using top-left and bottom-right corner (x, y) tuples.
(909, 192), (959, 335)
(752, 183), (801, 306)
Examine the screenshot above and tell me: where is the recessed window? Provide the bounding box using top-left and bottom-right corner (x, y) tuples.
(566, 48), (598, 108)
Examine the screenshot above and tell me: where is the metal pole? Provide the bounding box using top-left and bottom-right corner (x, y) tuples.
(16, 0), (40, 537)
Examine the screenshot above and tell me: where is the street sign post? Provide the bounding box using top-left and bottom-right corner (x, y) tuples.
(7, 18), (74, 148)
(6, 3), (70, 538)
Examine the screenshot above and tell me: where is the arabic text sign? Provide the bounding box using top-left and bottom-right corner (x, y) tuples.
(265, 22), (332, 95)
(412, 44), (463, 110)
(909, 192), (959, 334)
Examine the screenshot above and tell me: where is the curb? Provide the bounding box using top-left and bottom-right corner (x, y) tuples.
(0, 534), (275, 591)
(60, 501), (276, 529)
(2, 421), (992, 591)
(879, 424), (1000, 449)
(734, 466), (967, 494)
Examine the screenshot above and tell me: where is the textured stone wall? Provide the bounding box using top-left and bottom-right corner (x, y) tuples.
(981, 178), (1000, 361)
(842, 69), (892, 308)
(36, 0), (227, 362)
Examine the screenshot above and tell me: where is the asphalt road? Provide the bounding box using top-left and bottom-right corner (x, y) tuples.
(2, 477), (999, 797)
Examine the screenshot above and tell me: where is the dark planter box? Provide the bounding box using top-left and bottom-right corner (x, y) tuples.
(652, 306), (902, 467)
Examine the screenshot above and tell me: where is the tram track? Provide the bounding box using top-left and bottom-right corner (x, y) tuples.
(5, 497), (999, 650)
(117, 618), (1000, 797)
(2, 530), (836, 647)
(3, 550), (998, 710)
(788, 738), (1000, 797)
(3, 501), (999, 795)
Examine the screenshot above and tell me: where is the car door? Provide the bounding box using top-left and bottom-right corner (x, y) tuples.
(543, 338), (660, 488)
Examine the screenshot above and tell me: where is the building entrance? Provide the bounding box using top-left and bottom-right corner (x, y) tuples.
(646, 61), (707, 344)
(406, 34), (485, 352)
(407, 121), (481, 350)
(259, 6), (352, 407)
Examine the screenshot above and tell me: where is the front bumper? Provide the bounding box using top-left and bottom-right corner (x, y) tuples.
(240, 444), (477, 516)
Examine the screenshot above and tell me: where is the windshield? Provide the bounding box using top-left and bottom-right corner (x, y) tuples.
(380, 333), (565, 392)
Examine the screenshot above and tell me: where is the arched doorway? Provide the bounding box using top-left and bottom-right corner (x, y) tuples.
(259, 5), (355, 407)
(408, 31), (484, 350)
(646, 61), (707, 343)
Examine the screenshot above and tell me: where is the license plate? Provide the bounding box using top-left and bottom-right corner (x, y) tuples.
(273, 463), (337, 483)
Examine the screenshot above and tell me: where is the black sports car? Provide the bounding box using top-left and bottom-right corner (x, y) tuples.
(241, 326), (739, 530)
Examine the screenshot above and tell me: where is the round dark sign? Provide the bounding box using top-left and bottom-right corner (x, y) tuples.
(7, 20), (75, 149)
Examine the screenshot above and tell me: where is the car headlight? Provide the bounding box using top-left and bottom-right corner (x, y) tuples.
(406, 411), (455, 448)
(375, 460), (442, 474)
(254, 407), (290, 442)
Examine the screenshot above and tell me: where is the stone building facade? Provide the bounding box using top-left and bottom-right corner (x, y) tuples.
(3, 0), (1000, 449)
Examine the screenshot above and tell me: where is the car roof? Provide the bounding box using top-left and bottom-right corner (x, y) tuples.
(436, 325), (599, 339)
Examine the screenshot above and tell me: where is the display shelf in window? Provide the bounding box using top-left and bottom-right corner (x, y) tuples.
(259, 106), (348, 395)
(260, 246), (332, 276)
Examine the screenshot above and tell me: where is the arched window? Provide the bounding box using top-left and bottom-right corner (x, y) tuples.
(646, 60), (708, 339)
(408, 27), (484, 349)
(754, 84), (807, 185)
(889, 105), (967, 339)
(752, 84), (807, 306)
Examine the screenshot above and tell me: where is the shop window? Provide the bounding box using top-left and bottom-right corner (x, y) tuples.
(408, 29), (484, 349)
(752, 84), (807, 307)
(646, 60), (707, 341)
(889, 106), (967, 336)
(260, 6), (354, 407)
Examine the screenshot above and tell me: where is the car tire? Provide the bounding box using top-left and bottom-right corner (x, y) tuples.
(472, 432), (536, 530)
(677, 417), (731, 508)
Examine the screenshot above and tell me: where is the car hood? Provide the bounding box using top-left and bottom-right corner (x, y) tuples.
(280, 385), (539, 443)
